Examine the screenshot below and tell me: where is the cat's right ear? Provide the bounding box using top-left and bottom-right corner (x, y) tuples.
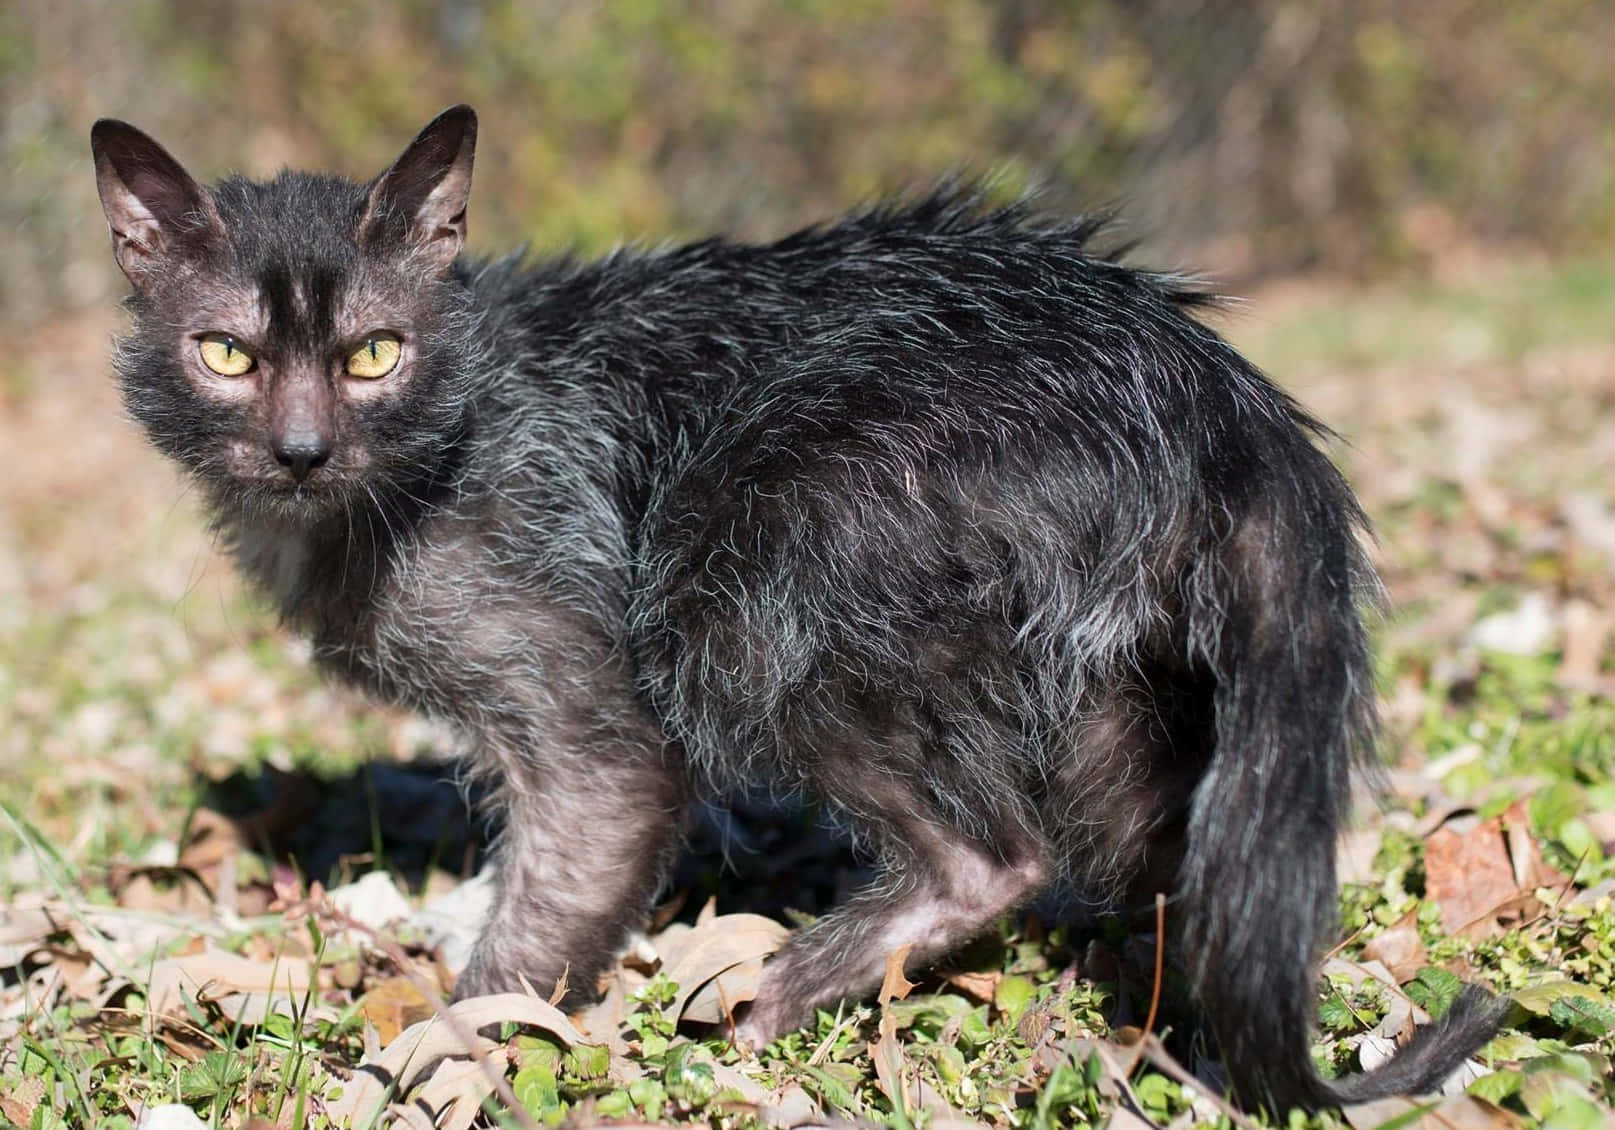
(90, 120), (219, 286)
(361, 105), (477, 274)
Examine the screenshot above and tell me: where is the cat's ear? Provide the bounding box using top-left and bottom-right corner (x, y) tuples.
(90, 119), (219, 285)
(362, 105), (477, 274)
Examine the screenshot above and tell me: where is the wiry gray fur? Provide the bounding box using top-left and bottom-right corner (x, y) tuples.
(90, 106), (1506, 1114)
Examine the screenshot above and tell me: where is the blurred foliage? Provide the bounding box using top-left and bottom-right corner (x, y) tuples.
(1, 0), (1611, 325)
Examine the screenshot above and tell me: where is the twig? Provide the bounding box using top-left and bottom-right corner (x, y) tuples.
(1142, 892), (1165, 1038)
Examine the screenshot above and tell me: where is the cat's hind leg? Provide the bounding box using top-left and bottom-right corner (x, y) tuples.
(736, 747), (1050, 1047)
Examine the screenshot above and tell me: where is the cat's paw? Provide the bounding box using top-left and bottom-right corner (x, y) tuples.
(730, 993), (807, 1053)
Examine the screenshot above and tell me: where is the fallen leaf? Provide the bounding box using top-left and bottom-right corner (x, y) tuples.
(146, 947), (315, 1017)
(657, 912), (788, 1023)
(878, 943), (917, 1005)
(1107, 1109), (1157, 1130)
(113, 868), (213, 916)
(1557, 600), (1610, 687)
(871, 946), (917, 1118)
(1361, 909), (1428, 983)
(412, 1057), (494, 1130)
(759, 1081), (822, 1126)
(329, 992), (594, 1124)
(942, 968), (1000, 1003)
(0, 905), (59, 966)
(1342, 1094), (1523, 1130)
(360, 975), (437, 1045)
(1425, 814), (1523, 939)
(1501, 800), (1569, 891)
(176, 808), (248, 875)
(0, 1075), (44, 1126)
(575, 973), (633, 1053)
(681, 957), (767, 1025)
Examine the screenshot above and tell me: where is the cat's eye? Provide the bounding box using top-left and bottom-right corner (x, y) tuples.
(198, 334), (254, 376)
(346, 334), (402, 379)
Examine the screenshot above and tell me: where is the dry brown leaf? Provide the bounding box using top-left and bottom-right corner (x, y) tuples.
(1502, 799), (1569, 891)
(942, 968), (1000, 1003)
(681, 957), (766, 1026)
(1343, 1094), (1524, 1130)
(33, 943), (106, 1001)
(1558, 599), (1611, 688)
(329, 992), (593, 1125)
(546, 964), (569, 1006)
(0, 905), (60, 966)
(1425, 814), (1523, 939)
(177, 808), (252, 879)
(1360, 909), (1428, 984)
(759, 1081), (822, 1126)
(413, 1057), (495, 1130)
(146, 947), (315, 1017)
(360, 975), (437, 1045)
(201, 990), (331, 1027)
(385, 1104), (440, 1130)
(659, 912), (788, 1022)
(575, 972), (633, 1052)
(1107, 1109), (1157, 1130)
(0, 1075), (45, 1126)
(154, 1027), (210, 1063)
(871, 945), (917, 1117)
(878, 944), (917, 1005)
(912, 1078), (973, 1123)
(704, 1060), (772, 1105)
(113, 869), (213, 916)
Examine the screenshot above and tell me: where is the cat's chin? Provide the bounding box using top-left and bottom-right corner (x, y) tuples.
(205, 474), (359, 527)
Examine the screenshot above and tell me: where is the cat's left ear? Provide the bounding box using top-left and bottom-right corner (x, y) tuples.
(362, 105), (477, 274)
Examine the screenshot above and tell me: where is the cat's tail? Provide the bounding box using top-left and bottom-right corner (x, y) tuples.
(1176, 423), (1507, 1114)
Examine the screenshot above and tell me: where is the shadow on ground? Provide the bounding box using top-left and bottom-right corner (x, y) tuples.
(192, 758), (871, 924)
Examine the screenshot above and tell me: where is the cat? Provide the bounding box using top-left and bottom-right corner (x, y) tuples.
(91, 105), (1506, 1113)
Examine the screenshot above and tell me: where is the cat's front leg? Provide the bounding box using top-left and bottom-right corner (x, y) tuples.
(453, 736), (686, 1004)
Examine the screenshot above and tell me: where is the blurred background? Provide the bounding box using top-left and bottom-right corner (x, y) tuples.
(0, 1), (1611, 885)
(4, 0), (1613, 324)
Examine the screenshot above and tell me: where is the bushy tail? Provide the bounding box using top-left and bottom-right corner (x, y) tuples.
(1177, 433), (1507, 1114)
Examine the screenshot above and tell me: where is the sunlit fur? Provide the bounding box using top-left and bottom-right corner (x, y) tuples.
(101, 117), (1505, 1114)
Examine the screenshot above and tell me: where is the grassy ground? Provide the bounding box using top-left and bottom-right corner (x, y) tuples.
(0, 252), (1612, 1128)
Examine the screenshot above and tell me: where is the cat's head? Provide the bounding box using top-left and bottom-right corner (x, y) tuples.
(91, 106), (484, 525)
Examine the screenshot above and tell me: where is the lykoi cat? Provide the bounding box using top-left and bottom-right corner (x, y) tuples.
(91, 106), (1506, 1114)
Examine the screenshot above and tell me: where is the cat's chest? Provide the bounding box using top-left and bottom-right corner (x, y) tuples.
(308, 521), (624, 732)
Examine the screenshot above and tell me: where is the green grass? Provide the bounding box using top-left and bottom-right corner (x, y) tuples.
(1228, 255), (1615, 379)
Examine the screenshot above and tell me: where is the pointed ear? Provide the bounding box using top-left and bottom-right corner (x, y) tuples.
(90, 119), (218, 285)
(362, 105), (477, 273)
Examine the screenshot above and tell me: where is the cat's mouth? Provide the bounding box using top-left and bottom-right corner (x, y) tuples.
(214, 440), (363, 513)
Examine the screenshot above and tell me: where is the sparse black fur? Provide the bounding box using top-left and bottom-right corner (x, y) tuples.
(91, 107), (1506, 1114)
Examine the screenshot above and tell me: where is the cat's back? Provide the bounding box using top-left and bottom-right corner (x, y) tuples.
(469, 187), (1222, 395)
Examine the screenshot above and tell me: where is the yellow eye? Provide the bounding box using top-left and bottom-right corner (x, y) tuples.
(198, 334), (254, 376)
(346, 334), (402, 379)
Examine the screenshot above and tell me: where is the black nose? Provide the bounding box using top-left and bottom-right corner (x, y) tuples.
(273, 433), (331, 482)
